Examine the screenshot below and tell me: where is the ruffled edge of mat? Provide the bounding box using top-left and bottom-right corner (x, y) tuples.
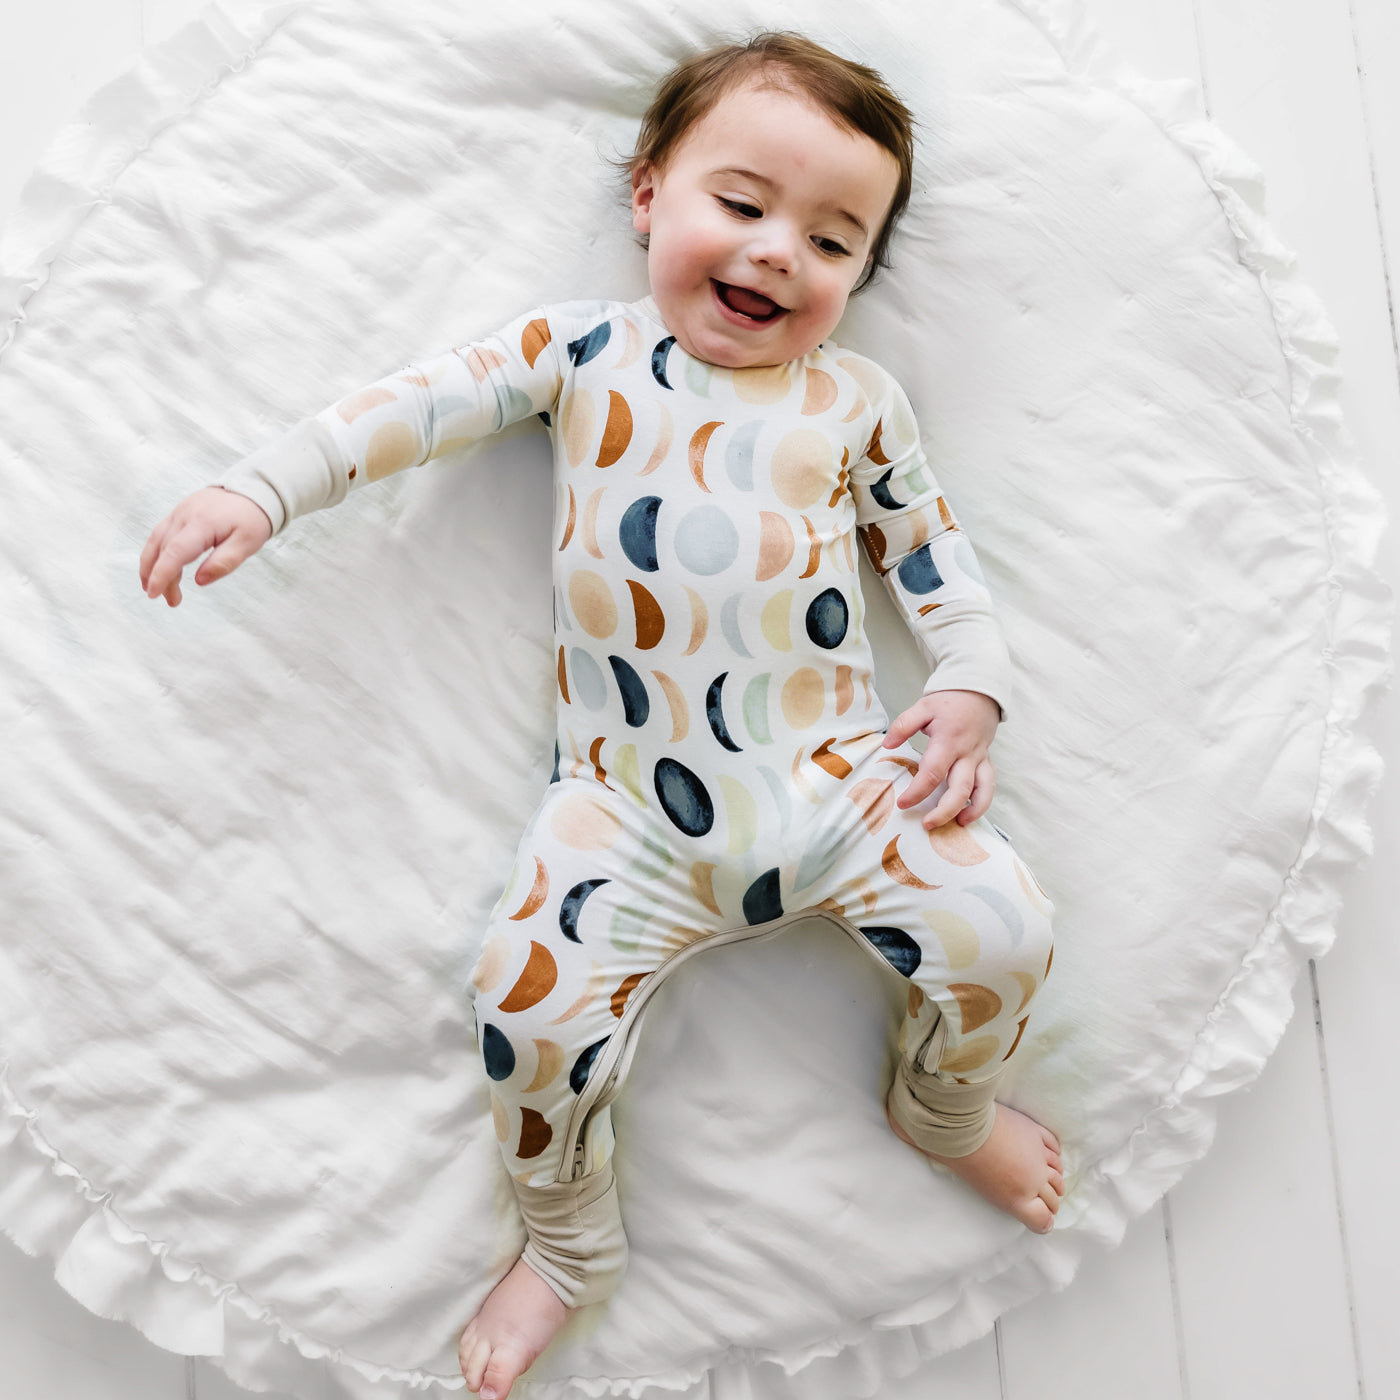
(0, 0), (301, 361)
(0, 0), (1391, 1397)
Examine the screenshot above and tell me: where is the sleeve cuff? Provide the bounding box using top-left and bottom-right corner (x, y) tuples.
(211, 480), (284, 535)
(211, 416), (349, 536)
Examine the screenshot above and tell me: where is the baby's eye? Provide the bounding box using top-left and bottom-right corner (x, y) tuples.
(814, 237), (851, 257)
(719, 197), (762, 218)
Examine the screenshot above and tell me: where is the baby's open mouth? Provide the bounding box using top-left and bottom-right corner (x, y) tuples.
(713, 280), (787, 322)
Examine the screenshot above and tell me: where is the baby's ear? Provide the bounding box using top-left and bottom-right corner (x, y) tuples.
(631, 161), (657, 233)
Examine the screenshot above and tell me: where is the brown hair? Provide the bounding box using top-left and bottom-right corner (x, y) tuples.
(621, 31), (916, 293)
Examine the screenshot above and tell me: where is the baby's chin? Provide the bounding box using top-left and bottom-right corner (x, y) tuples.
(670, 317), (830, 370)
(648, 288), (833, 368)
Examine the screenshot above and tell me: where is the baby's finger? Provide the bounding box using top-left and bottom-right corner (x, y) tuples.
(882, 700), (933, 750)
(957, 759), (997, 825)
(145, 528), (206, 601)
(138, 519), (171, 592)
(922, 758), (977, 828)
(896, 742), (952, 810)
(193, 528), (259, 586)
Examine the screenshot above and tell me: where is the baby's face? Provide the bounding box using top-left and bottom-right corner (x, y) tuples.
(631, 80), (900, 369)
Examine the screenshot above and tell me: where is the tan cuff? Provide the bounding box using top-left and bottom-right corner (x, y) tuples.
(515, 1163), (628, 1308)
(213, 415), (349, 536)
(888, 1058), (999, 1158)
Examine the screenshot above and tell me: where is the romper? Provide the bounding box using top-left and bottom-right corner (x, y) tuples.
(217, 295), (1056, 1307)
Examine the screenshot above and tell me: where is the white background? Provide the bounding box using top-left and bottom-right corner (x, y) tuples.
(0, 1), (1396, 1397)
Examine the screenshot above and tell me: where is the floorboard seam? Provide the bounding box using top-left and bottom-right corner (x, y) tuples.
(1191, 0), (1213, 118)
(1309, 959), (1368, 1398)
(1161, 1194), (1192, 1400)
(1347, 0), (1400, 399)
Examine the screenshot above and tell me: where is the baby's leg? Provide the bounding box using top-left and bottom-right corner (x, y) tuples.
(458, 780), (704, 1398)
(804, 748), (1061, 1230)
(884, 812), (1061, 1229)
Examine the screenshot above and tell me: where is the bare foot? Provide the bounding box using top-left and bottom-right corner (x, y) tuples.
(458, 1256), (570, 1400)
(888, 1100), (1065, 1233)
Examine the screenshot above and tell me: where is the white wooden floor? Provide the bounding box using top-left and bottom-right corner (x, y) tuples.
(1, 1), (1396, 1397)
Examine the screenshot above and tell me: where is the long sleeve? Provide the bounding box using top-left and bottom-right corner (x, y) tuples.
(849, 371), (1013, 720)
(214, 305), (565, 534)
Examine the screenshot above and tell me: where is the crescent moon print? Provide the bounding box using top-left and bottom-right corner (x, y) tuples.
(618, 495), (661, 572)
(799, 515), (822, 579)
(608, 654), (650, 727)
(688, 420), (722, 491)
(507, 856), (549, 920)
(596, 390), (632, 467)
(559, 878), (610, 944)
(724, 418), (761, 489)
(650, 335), (676, 388)
(721, 593), (752, 658)
(639, 402), (673, 475)
(567, 320), (611, 366)
(558, 483), (576, 550)
(651, 669), (689, 741)
(869, 465), (904, 510)
(496, 940), (559, 1013)
(581, 487), (605, 558)
(627, 579), (665, 650)
(864, 417), (890, 466)
(705, 672), (742, 752)
(810, 736), (851, 778)
(882, 836), (942, 889)
(520, 316), (551, 368)
(616, 318), (642, 370)
(682, 585), (708, 655)
(587, 735), (613, 788)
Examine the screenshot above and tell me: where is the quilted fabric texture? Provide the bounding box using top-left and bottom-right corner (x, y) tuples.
(0, 0), (1387, 1396)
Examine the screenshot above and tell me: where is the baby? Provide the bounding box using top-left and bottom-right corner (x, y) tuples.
(139, 31), (1062, 1400)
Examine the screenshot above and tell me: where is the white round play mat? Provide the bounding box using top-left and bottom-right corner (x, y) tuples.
(0, 0), (1388, 1396)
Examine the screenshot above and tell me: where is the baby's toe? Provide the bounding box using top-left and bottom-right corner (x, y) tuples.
(1040, 1126), (1060, 1153)
(1038, 1181), (1061, 1215)
(1021, 1197), (1055, 1233)
(460, 1333), (490, 1390)
(1049, 1169), (1065, 1195)
(480, 1342), (528, 1400)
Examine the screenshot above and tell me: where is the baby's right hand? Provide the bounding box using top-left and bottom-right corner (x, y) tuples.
(139, 486), (273, 607)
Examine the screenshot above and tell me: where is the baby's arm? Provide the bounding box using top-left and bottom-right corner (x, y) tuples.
(850, 372), (1011, 828)
(138, 307), (564, 605)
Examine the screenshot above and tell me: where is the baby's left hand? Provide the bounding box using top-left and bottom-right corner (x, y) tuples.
(882, 689), (1001, 828)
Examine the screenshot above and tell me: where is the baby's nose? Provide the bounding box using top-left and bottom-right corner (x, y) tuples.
(750, 223), (797, 273)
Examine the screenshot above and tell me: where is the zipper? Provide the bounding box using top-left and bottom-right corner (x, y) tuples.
(555, 903), (930, 1182)
(555, 908), (811, 1183)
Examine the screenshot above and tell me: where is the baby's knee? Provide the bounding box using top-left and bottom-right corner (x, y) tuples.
(925, 890), (1052, 993)
(974, 843), (1056, 988)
